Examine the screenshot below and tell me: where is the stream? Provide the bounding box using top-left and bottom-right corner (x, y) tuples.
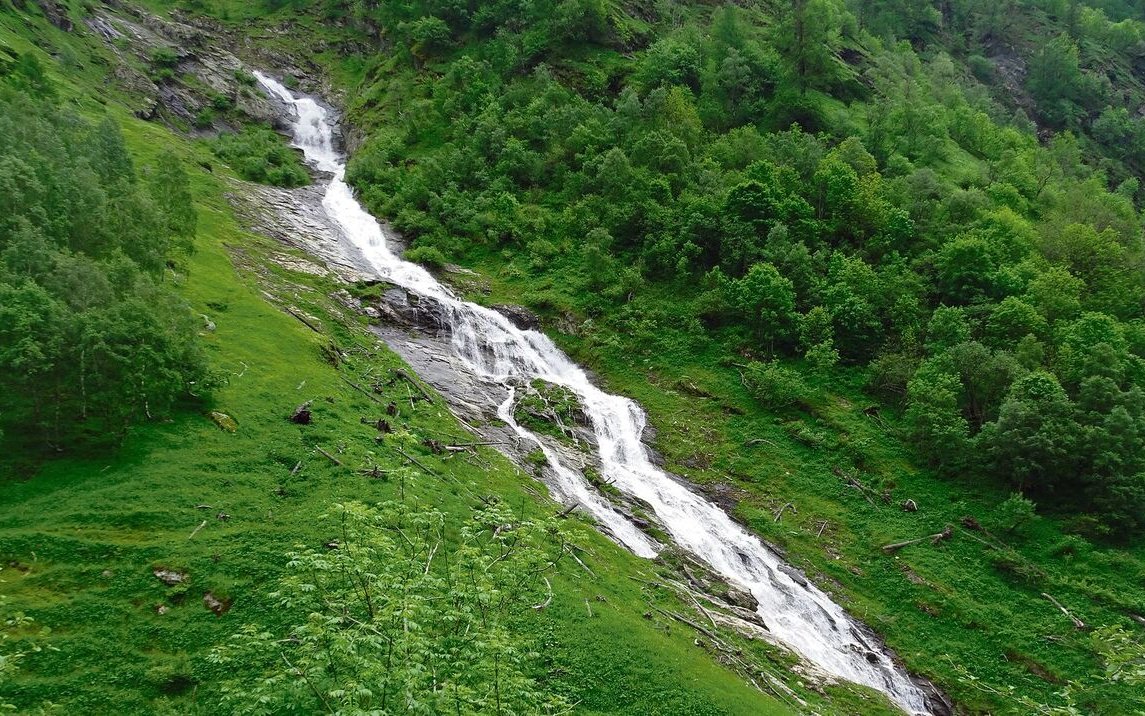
(254, 72), (936, 715)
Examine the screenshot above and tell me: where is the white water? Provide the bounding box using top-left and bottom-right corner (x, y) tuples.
(255, 72), (933, 715)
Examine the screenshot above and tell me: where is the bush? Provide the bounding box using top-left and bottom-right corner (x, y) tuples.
(743, 361), (811, 409)
(404, 244), (447, 268)
(991, 493), (1037, 536)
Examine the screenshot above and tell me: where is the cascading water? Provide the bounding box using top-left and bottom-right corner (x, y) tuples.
(255, 71), (934, 715)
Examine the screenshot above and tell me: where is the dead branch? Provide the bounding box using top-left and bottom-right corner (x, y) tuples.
(357, 465), (389, 479)
(881, 525), (953, 554)
(340, 377), (384, 404)
(285, 307), (321, 333)
(290, 461), (302, 476)
(188, 520), (207, 540)
(1042, 593), (1088, 630)
(744, 438), (779, 448)
(314, 446), (343, 466)
(390, 369), (432, 403)
(565, 544), (596, 577)
(773, 502), (796, 523)
(556, 502), (579, 519)
(397, 448), (435, 475)
(532, 577), (554, 610)
(816, 520), (828, 538)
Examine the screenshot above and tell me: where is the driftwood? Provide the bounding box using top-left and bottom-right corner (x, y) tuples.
(1042, 593), (1088, 630)
(340, 377), (384, 405)
(773, 502), (796, 523)
(881, 525), (953, 554)
(314, 446), (343, 466)
(556, 502), (579, 519)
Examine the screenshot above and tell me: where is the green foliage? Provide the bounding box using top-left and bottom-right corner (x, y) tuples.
(209, 500), (569, 715)
(743, 361), (811, 409)
(403, 244), (447, 268)
(209, 126), (309, 187)
(0, 86), (205, 451)
(991, 492), (1038, 536)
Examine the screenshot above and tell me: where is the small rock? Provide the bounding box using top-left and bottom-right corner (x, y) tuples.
(901, 499), (918, 512)
(101, 569), (113, 578)
(778, 564), (808, 588)
(156, 604), (169, 615)
(200, 314), (216, 332)
(153, 567), (187, 586)
(208, 411), (237, 433)
(363, 306), (380, 320)
(203, 591), (232, 616)
(725, 584), (759, 611)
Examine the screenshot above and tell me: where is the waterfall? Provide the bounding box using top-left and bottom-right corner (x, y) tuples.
(254, 71), (934, 715)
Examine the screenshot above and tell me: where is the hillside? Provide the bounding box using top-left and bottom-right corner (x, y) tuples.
(3, 0), (1145, 714)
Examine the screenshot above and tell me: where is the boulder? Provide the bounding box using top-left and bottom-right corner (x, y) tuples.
(153, 567), (187, 586)
(491, 304), (541, 331)
(208, 411), (237, 432)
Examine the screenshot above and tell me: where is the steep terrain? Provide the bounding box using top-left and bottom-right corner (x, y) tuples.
(3, 0), (1145, 714)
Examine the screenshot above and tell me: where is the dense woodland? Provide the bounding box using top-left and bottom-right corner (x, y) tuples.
(323, 0), (1145, 539)
(0, 55), (205, 452)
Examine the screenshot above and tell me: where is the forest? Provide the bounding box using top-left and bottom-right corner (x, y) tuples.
(333, 0), (1145, 539)
(0, 53), (204, 455)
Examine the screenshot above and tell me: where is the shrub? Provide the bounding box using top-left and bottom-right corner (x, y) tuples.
(743, 361), (811, 409)
(404, 244), (447, 268)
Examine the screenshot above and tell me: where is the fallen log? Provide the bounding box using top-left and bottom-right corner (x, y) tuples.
(881, 525), (953, 554)
(285, 307), (322, 333)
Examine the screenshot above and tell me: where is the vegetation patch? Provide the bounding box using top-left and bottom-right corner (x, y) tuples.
(209, 126), (309, 187)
